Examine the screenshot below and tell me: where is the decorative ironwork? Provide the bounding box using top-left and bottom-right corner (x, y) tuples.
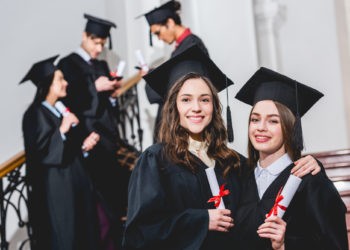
(0, 162), (32, 250)
(117, 81), (143, 152)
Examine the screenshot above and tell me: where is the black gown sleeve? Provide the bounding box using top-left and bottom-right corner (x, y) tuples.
(123, 146), (209, 249)
(145, 83), (163, 104)
(295, 173), (348, 249)
(23, 106), (64, 165)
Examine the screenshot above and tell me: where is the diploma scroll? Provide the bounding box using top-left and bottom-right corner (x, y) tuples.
(110, 60), (126, 80)
(135, 49), (149, 72)
(205, 167), (226, 209)
(55, 101), (70, 117)
(268, 174), (302, 218)
(116, 60), (126, 77)
(55, 101), (77, 127)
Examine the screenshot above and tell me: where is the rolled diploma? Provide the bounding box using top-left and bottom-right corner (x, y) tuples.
(205, 167), (225, 209)
(55, 101), (70, 117)
(135, 49), (149, 71)
(277, 174), (302, 217)
(116, 60), (126, 77)
(54, 101), (77, 127)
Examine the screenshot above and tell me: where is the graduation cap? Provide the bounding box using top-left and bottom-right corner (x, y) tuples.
(136, 0), (179, 46)
(143, 44), (235, 142)
(235, 67), (324, 150)
(84, 13), (117, 49)
(19, 55), (59, 86)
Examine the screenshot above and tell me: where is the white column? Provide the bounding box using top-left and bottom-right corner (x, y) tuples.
(253, 0), (285, 70)
(334, 0), (350, 146)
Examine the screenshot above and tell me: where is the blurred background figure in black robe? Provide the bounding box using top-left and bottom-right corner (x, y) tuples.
(21, 55), (101, 250)
(137, 0), (209, 142)
(234, 67), (348, 250)
(58, 14), (134, 249)
(123, 45), (243, 250)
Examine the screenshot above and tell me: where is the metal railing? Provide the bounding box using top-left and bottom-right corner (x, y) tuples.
(116, 73), (143, 151)
(0, 151), (32, 250)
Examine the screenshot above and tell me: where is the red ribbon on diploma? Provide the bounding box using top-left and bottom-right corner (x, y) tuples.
(267, 187), (287, 217)
(207, 183), (230, 208)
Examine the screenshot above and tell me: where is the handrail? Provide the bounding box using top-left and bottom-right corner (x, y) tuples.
(0, 150), (31, 250)
(119, 73), (142, 96)
(310, 149), (350, 158)
(110, 57), (166, 98)
(112, 73), (143, 98)
(0, 150), (25, 178)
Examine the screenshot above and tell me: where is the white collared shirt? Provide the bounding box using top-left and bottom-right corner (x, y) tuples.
(254, 153), (292, 199)
(75, 47), (91, 63)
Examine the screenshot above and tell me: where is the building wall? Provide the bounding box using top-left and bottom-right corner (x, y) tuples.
(277, 0), (349, 153)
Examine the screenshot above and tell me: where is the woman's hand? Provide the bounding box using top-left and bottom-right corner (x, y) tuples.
(59, 113), (79, 134)
(208, 209), (234, 232)
(291, 155), (320, 177)
(82, 132), (100, 152)
(257, 215), (286, 250)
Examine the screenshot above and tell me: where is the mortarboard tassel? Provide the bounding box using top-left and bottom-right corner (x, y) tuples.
(226, 106), (234, 142)
(149, 30), (153, 47)
(292, 81), (304, 151)
(292, 114), (304, 151)
(108, 34), (113, 50)
(225, 76), (234, 142)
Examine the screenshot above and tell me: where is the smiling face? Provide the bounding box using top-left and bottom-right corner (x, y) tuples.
(249, 100), (286, 161)
(176, 78), (213, 141)
(46, 70), (68, 103)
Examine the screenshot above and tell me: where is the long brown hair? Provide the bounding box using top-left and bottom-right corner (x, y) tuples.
(247, 101), (301, 170)
(33, 72), (55, 104)
(158, 72), (240, 176)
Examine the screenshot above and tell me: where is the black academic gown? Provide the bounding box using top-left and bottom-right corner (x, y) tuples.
(171, 33), (209, 58)
(234, 163), (348, 250)
(58, 53), (131, 240)
(145, 34), (209, 142)
(22, 102), (99, 250)
(123, 143), (243, 250)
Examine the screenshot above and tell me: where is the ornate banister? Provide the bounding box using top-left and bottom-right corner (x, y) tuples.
(0, 151), (31, 250)
(0, 151), (25, 178)
(113, 73), (143, 151)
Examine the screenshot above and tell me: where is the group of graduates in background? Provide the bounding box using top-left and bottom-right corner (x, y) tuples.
(21, 1), (349, 250)
(22, 10), (133, 250)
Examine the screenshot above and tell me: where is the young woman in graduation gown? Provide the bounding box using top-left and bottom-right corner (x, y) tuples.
(123, 72), (244, 250)
(234, 67), (348, 250)
(21, 56), (101, 250)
